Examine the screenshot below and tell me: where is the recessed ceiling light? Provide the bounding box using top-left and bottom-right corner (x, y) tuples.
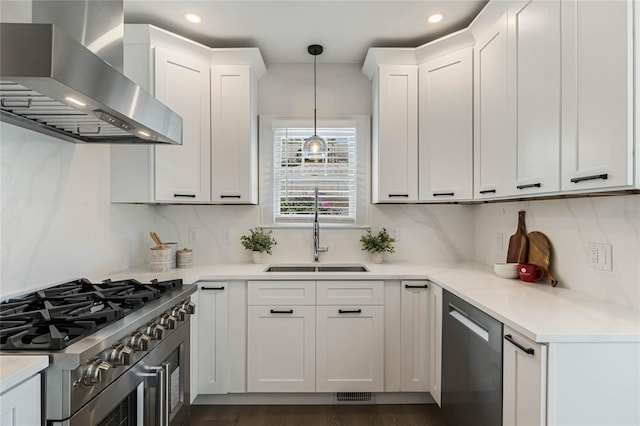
(427, 13), (444, 24)
(65, 96), (86, 106)
(184, 13), (202, 24)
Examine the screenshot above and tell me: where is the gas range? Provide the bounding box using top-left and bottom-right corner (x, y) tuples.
(0, 278), (197, 425)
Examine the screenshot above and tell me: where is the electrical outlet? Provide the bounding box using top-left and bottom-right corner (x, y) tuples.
(188, 228), (200, 243)
(389, 227), (400, 242)
(588, 242), (612, 271)
(145, 230), (154, 245)
(495, 232), (503, 251)
(222, 229), (231, 244)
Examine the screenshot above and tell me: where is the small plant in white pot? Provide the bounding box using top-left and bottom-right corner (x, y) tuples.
(240, 227), (277, 264)
(360, 228), (395, 264)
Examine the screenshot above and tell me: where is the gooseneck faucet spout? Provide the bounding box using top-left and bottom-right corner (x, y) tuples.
(313, 187), (329, 262)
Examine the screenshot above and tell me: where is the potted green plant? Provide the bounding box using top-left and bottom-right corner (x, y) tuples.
(360, 228), (395, 264)
(240, 227), (277, 264)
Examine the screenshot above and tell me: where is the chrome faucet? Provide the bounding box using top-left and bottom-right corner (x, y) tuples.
(313, 187), (329, 262)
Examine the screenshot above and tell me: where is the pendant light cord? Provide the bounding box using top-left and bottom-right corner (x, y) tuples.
(314, 55), (317, 135)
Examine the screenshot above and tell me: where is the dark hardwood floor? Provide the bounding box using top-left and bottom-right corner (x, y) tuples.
(190, 404), (446, 426)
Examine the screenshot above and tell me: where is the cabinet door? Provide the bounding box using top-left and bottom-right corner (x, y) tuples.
(210, 65), (258, 204)
(400, 281), (430, 391)
(198, 283), (229, 394)
(247, 306), (316, 392)
(316, 305), (384, 392)
(0, 374), (41, 426)
(418, 48), (473, 201)
(561, 0), (634, 190)
(503, 327), (547, 426)
(428, 283), (443, 406)
(474, 14), (512, 199)
(155, 49), (211, 203)
(375, 65), (418, 203)
(508, 0), (561, 196)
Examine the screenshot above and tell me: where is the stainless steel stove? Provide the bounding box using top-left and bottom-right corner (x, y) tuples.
(0, 278), (196, 425)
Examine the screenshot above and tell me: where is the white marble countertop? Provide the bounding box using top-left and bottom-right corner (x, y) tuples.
(101, 261), (640, 344)
(0, 355), (48, 395)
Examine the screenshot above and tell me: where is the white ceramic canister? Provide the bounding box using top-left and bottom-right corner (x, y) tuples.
(177, 248), (193, 268)
(150, 246), (172, 273)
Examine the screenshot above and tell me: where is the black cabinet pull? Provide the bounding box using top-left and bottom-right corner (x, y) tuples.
(479, 189), (496, 194)
(405, 284), (429, 289)
(201, 286), (225, 291)
(270, 309), (293, 314)
(570, 173), (608, 183)
(504, 334), (535, 355)
(516, 183), (541, 190)
(338, 309), (362, 314)
(174, 193), (196, 198)
(433, 192), (454, 197)
(388, 194), (409, 198)
(220, 194), (242, 199)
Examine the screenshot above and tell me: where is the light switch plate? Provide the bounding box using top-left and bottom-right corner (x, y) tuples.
(588, 242), (612, 271)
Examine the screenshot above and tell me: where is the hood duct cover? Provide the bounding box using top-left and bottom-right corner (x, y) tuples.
(0, 23), (182, 144)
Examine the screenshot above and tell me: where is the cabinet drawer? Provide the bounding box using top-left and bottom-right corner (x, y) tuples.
(248, 281), (316, 305)
(316, 281), (384, 305)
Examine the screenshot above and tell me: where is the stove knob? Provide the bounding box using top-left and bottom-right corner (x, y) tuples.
(181, 300), (196, 315)
(159, 313), (178, 330)
(82, 359), (111, 386)
(146, 322), (166, 340)
(129, 332), (151, 351)
(171, 305), (187, 321)
(108, 344), (134, 366)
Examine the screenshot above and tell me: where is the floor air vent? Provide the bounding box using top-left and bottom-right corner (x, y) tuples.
(335, 392), (374, 404)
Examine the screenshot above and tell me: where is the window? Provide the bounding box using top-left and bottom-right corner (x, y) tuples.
(274, 126), (356, 223)
(260, 116), (370, 227)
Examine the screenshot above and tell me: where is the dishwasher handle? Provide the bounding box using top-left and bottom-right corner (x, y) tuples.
(448, 303), (490, 342)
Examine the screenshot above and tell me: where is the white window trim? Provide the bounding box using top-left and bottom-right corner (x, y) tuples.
(260, 115), (370, 228)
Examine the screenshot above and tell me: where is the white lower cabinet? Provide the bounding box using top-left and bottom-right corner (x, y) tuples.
(0, 374), (41, 426)
(247, 306), (316, 392)
(503, 326), (547, 426)
(316, 305), (384, 392)
(428, 282), (442, 405)
(197, 282), (229, 394)
(399, 281), (430, 391)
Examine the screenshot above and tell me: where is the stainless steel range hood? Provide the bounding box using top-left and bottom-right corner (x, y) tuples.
(0, 22), (182, 145)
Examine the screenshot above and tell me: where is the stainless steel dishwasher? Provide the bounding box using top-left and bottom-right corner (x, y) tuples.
(441, 290), (503, 426)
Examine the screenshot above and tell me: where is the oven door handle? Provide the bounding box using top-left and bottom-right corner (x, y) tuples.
(151, 363), (171, 426)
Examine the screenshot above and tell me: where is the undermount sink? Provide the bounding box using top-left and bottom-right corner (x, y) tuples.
(264, 264), (369, 273)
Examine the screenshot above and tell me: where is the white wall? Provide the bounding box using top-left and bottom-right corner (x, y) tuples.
(474, 195), (640, 309)
(0, 123), (155, 297)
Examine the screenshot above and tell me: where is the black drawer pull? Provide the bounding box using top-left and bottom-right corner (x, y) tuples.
(201, 286), (225, 291)
(479, 189), (496, 194)
(570, 173), (608, 183)
(270, 309), (293, 314)
(516, 183), (541, 190)
(405, 284), (429, 289)
(504, 334), (535, 355)
(433, 192), (454, 197)
(388, 194), (409, 198)
(174, 193), (196, 198)
(220, 194), (242, 199)
(339, 309), (362, 314)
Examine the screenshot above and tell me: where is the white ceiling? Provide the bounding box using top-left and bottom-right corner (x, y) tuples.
(124, 1), (487, 65)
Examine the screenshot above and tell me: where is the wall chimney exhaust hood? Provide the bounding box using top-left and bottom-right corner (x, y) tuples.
(0, 23), (182, 145)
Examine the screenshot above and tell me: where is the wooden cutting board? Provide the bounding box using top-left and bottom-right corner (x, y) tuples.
(527, 231), (558, 286)
(506, 211), (529, 263)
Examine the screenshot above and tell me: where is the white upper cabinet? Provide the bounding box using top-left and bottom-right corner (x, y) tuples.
(155, 49), (211, 203)
(418, 48), (473, 201)
(507, 0), (561, 196)
(560, 0), (634, 191)
(474, 14), (512, 199)
(210, 64), (259, 204)
(372, 64), (419, 203)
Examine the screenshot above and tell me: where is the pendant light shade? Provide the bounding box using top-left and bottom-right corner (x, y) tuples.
(303, 44), (327, 162)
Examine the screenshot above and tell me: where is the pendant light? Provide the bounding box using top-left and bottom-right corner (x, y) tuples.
(303, 44), (327, 162)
